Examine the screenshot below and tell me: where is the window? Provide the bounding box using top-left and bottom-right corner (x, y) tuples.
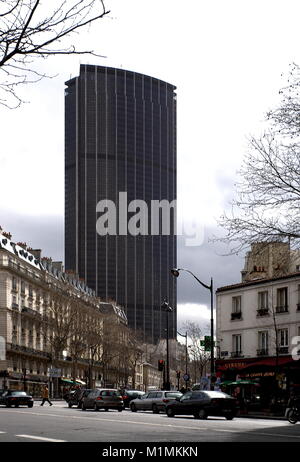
(232, 296), (241, 313)
(231, 296), (242, 320)
(232, 334), (242, 357)
(297, 285), (300, 311)
(258, 331), (269, 355)
(276, 288), (288, 312)
(277, 328), (289, 354)
(12, 277), (17, 291)
(258, 291), (268, 309)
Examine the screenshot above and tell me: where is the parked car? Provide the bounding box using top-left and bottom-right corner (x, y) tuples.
(130, 390), (183, 413)
(165, 390), (236, 420)
(82, 388), (123, 412)
(120, 389), (145, 409)
(63, 390), (76, 403)
(0, 390), (34, 408)
(67, 388), (92, 408)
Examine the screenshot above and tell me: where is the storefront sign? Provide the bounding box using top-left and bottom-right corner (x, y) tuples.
(242, 372), (275, 378)
(221, 362), (248, 370)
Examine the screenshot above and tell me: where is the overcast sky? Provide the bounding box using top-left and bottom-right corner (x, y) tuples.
(1, 0), (300, 334)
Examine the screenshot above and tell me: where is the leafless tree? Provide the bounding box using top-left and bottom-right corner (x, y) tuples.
(0, 0), (110, 107)
(217, 64), (300, 254)
(184, 321), (210, 381)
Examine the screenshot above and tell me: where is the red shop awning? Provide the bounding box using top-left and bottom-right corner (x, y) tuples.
(216, 356), (297, 371)
(242, 357), (296, 369)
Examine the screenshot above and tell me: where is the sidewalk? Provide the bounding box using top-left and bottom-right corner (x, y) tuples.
(237, 412), (286, 420)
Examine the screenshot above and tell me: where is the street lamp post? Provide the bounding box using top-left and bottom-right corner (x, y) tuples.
(171, 268), (215, 376)
(161, 300), (173, 391)
(177, 331), (188, 390)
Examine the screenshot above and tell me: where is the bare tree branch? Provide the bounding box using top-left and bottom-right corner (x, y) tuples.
(215, 65), (300, 254)
(0, 0), (110, 107)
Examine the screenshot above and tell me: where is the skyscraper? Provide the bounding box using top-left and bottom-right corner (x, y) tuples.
(65, 64), (177, 343)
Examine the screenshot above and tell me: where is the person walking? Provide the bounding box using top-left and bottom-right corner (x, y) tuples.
(40, 385), (53, 406)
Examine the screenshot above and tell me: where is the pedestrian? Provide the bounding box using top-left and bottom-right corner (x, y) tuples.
(40, 385), (53, 406)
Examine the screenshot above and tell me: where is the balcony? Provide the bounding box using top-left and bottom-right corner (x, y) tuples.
(11, 303), (19, 311)
(231, 351), (243, 358)
(21, 307), (41, 318)
(6, 343), (51, 359)
(257, 308), (269, 317)
(231, 312), (242, 321)
(275, 306), (289, 314)
(257, 349), (269, 356)
(277, 346), (289, 355)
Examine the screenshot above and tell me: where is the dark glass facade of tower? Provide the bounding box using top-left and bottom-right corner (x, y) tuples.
(65, 65), (177, 343)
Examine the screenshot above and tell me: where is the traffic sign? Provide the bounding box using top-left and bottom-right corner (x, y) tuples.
(183, 374), (190, 382)
(49, 368), (61, 378)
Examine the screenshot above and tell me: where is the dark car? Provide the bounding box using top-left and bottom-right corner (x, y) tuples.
(68, 388), (92, 408)
(120, 390), (145, 409)
(63, 390), (75, 403)
(82, 388), (123, 412)
(0, 390), (34, 408)
(165, 390), (236, 420)
(130, 390), (182, 413)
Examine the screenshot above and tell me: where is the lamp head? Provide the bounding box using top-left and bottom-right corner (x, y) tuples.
(171, 268), (180, 277)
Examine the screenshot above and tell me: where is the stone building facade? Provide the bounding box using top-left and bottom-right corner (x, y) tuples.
(0, 230), (127, 397)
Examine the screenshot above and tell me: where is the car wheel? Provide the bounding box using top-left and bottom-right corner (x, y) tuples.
(131, 403), (137, 412)
(6, 404), (11, 408)
(118, 408), (122, 412)
(28, 403), (33, 408)
(68, 402), (73, 408)
(166, 407), (174, 418)
(196, 409), (207, 420)
(105, 408), (109, 412)
(225, 413), (234, 420)
(94, 403), (99, 412)
(82, 403), (86, 411)
(15, 404), (19, 408)
(152, 404), (159, 414)
(287, 408), (298, 424)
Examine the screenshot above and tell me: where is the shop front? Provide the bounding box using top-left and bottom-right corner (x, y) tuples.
(4, 372), (48, 397)
(216, 356), (300, 415)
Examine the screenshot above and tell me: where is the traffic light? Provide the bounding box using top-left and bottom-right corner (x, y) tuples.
(158, 359), (165, 371)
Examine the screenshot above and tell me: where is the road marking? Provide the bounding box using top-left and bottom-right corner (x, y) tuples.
(16, 434), (66, 442)
(0, 431), (6, 434)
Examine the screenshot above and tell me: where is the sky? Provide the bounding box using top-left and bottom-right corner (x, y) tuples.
(1, 0), (300, 336)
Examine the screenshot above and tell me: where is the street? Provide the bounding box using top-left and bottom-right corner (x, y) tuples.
(0, 401), (299, 443)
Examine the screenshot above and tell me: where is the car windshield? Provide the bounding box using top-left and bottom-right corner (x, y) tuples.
(165, 392), (182, 398)
(101, 390), (121, 397)
(10, 392), (27, 396)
